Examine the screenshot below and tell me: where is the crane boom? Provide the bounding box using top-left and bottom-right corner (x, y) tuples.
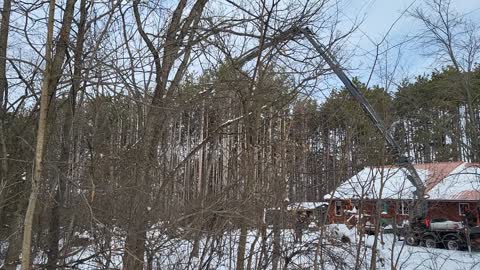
(300, 28), (427, 219)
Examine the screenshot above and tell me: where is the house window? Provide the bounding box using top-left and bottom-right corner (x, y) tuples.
(335, 201), (343, 216)
(381, 202), (388, 214)
(459, 203), (469, 216)
(397, 201), (409, 215)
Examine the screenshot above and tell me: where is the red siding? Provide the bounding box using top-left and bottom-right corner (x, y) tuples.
(326, 199), (480, 226)
(426, 201), (478, 222)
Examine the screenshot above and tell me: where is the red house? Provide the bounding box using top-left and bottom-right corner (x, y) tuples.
(325, 162), (480, 229)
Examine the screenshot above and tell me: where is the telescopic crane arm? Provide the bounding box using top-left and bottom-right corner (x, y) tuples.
(300, 27), (427, 219)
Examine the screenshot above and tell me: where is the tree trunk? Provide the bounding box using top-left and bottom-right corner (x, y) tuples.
(236, 225), (248, 270)
(46, 0), (86, 268)
(0, 0), (12, 221)
(271, 217), (281, 270)
(21, 2), (57, 267)
(122, 167), (149, 270)
(21, 0), (76, 268)
(122, 1), (208, 268)
(0, 0), (11, 109)
(246, 232), (258, 270)
(123, 222), (147, 269)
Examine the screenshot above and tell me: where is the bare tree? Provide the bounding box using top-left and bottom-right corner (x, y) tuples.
(21, 0), (77, 268)
(119, 1), (210, 268)
(412, 0), (480, 161)
(0, 0), (12, 222)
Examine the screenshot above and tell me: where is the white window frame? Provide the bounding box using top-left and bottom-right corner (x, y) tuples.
(459, 203), (469, 216)
(397, 201), (409, 215)
(335, 201), (343, 216)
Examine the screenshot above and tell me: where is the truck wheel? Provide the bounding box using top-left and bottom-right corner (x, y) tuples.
(445, 239), (459, 251)
(424, 237), (436, 248)
(406, 235), (419, 246)
(443, 234), (461, 251)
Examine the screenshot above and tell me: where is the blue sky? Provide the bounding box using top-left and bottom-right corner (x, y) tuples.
(337, 0), (480, 90)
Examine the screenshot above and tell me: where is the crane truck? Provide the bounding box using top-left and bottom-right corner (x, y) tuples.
(298, 27), (480, 251)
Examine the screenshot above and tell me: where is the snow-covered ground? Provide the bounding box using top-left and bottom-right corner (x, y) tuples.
(2, 225), (479, 269)
(363, 234), (480, 270)
(321, 224), (480, 270)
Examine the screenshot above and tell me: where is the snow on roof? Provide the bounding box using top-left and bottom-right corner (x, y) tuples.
(333, 162), (480, 201)
(418, 161), (463, 191)
(427, 163), (480, 200)
(287, 202), (328, 210)
(333, 167), (429, 200)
